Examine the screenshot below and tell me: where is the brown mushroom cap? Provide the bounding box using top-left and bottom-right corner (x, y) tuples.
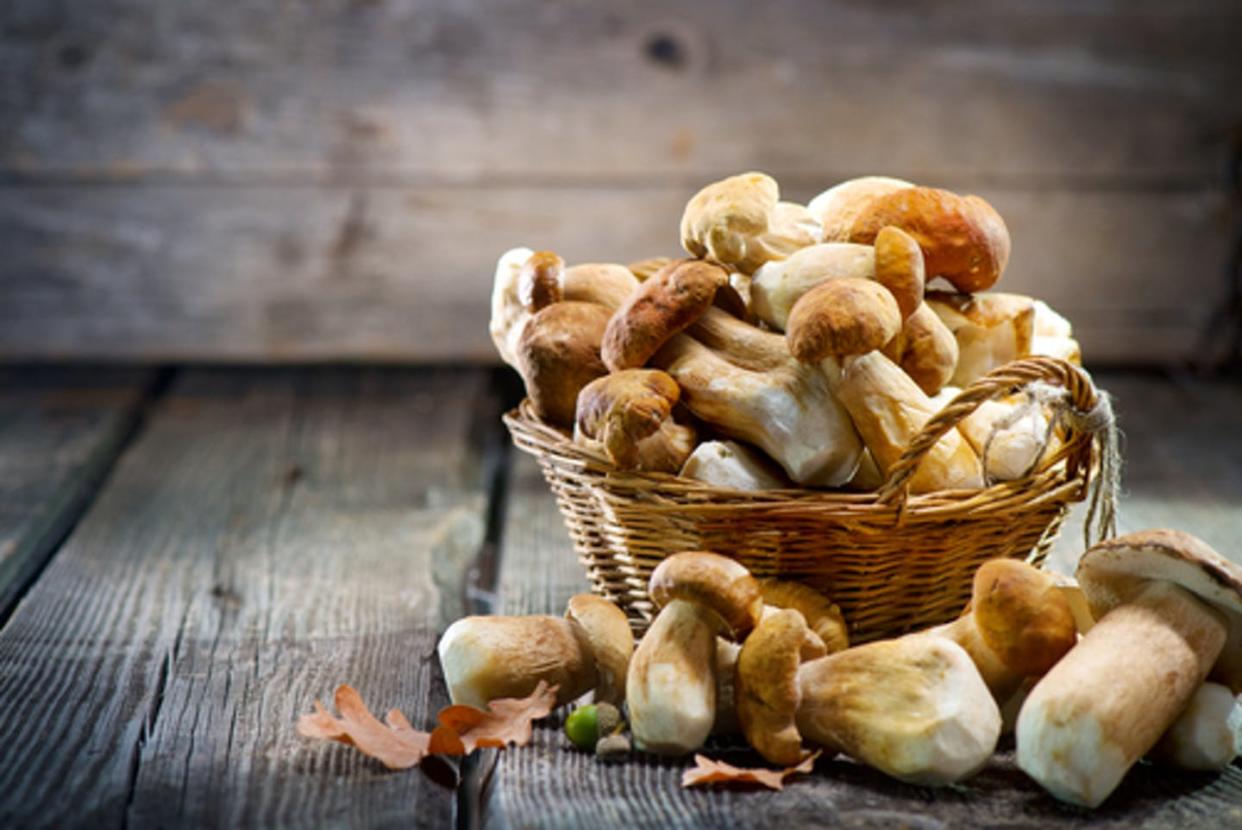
(516, 301), (611, 426)
(971, 559), (1078, 677)
(601, 260), (729, 371)
(758, 578), (850, 654)
(565, 594), (634, 706)
(882, 303), (960, 397)
(518, 250), (565, 312)
(574, 369), (687, 470)
(648, 551), (763, 639)
(736, 608), (826, 765)
(849, 187), (1011, 294)
(872, 226), (925, 320)
(785, 277), (902, 362)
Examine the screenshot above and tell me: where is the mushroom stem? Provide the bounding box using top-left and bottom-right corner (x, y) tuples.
(626, 598), (718, 755)
(1150, 682), (1241, 771)
(931, 616), (1023, 701)
(1016, 580), (1228, 807)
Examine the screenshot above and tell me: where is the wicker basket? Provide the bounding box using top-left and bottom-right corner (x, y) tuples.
(504, 357), (1112, 643)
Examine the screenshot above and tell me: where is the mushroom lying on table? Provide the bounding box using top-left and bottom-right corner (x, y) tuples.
(438, 594), (633, 708)
(1016, 529), (1242, 808)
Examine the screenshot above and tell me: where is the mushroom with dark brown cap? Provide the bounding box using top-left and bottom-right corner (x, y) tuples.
(601, 259), (729, 372)
(573, 369), (695, 473)
(514, 301), (612, 427)
(1016, 529), (1242, 808)
(848, 187), (1011, 294)
(438, 593), (634, 709)
(921, 558), (1077, 702)
(735, 611), (1001, 782)
(626, 551), (763, 755)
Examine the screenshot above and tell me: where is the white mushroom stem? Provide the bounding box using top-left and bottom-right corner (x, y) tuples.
(654, 335), (863, 486)
(626, 599), (718, 755)
(831, 352), (984, 493)
(679, 441), (787, 491)
(712, 638), (743, 736)
(1016, 580), (1228, 808)
(923, 618), (1021, 701)
(1150, 682), (1241, 771)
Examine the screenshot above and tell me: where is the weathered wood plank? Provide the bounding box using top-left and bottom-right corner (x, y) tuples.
(0, 185), (1227, 364)
(484, 372), (1242, 829)
(0, 366), (152, 615)
(0, 368), (504, 828)
(3, 1), (1240, 184)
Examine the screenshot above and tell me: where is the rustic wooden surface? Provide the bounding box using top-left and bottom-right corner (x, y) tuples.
(3, 1), (1241, 363)
(0, 367), (505, 828)
(486, 371), (1242, 829)
(0, 366), (153, 616)
(0, 367), (1240, 827)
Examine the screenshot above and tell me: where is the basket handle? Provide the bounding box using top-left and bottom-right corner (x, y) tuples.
(874, 357), (1118, 540)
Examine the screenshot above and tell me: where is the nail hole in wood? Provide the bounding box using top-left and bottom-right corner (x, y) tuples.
(643, 33), (686, 70)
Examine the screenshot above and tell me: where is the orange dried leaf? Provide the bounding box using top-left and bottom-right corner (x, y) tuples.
(436, 680), (558, 752)
(296, 685), (431, 770)
(681, 751), (821, 791)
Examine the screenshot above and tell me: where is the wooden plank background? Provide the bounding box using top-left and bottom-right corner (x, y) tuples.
(3, 1), (1241, 363)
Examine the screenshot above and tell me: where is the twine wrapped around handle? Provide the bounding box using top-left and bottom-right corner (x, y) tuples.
(876, 357), (1119, 545)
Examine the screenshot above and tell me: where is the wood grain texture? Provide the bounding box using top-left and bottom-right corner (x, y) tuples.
(0, 185), (1227, 363)
(0, 367), (503, 828)
(484, 373), (1242, 829)
(0, 366), (151, 615)
(3, 1), (1241, 183)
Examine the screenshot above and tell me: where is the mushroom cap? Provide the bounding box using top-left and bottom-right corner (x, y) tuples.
(679, 172), (780, 265)
(757, 578), (850, 654)
(785, 277), (903, 362)
(1077, 529), (1242, 619)
(601, 259), (729, 371)
(807, 175), (915, 242)
(882, 303), (959, 397)
(565, 594), (634, 706)
(574, 369), (683, 469)
(750, 242), (875, 332)
(518, 250), (565, 312)
(515, 301), (611, 426)
(971, 559), (1077, 677)
(872, 226), (925, 320)
(648, 551), (763, 639)
(849, 187), (1010, 294)
(736, 608), (826, 765)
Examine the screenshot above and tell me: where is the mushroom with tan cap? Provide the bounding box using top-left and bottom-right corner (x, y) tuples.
(807, 175), (915, 243)
(626, 551), (763, 755)
(514, 301), (612, 427)
(881, 302), (960, 396)
(848, 187), (1011, 294)
(1016, 529), (1242, 808)
(920, 558), (1077, 702)
(574, 369), (695, 473)
(601, 259), (729, 372)
(680, 172), (822, 274)
(438, 593), (633, 709)
(736, 610), (1002, 782)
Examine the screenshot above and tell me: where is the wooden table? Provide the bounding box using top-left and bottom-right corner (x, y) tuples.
(0, 366), (1239, 828)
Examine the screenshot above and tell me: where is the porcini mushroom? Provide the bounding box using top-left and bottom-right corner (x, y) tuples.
(736, 611), (1002, 782)
(514, 301), (611, 427)
(626, 552), (763, 755)
(601, 259), (729, 371)
(1150, 682), (1241, 771)
(848, 187), (1011, 294)
(574, 369), (695, 473)
(757, 578), (850, 655)
(921, 559), (1077, 701)
(678, 440), (788, 491)
(881, 302), (960, 397)
(1016, 529), (1242, 808)
(438, 594), (633, 708)
(807, 175), (915, 243)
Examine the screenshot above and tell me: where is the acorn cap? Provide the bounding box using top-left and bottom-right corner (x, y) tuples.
(565, 594), (634, 706)
(601, 259), (729, 371)
(735, 608), (826, 766)
(785, 277), (902, 362)
(647, 551), (763, 639)
(757, 578), (850, 654)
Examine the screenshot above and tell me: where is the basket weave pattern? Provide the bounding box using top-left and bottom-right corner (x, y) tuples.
(504, 357), (1103, 643)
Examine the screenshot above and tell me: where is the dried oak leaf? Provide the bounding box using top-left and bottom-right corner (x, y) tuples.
(681, 751), (821, 791)
(437, 680), (558, 751)
(296, 681), (558, 770)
